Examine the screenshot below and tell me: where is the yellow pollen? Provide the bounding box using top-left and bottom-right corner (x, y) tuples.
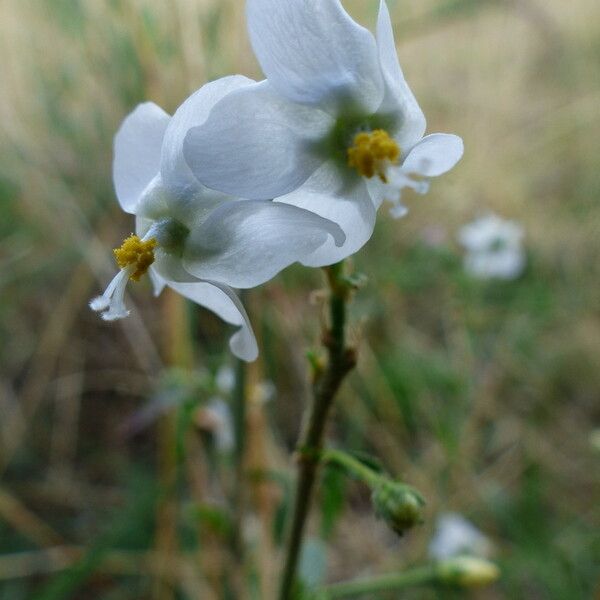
(113, 235), (157, 282)
(347, 129), (400, 183)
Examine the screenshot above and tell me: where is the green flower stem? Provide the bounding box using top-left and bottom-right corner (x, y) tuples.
(320, 448), (381, 488)
(322, 566), (437, 598)
(322, 449), (425, 537)
(231, 324), (248, 562)
(278, 261), (357, 600)
(227, 290), (249, 600)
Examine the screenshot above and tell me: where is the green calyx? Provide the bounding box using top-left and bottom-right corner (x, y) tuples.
(151, 217), (190, 256)
(311, 110), (400, 170)
(371, 479), (425, 536)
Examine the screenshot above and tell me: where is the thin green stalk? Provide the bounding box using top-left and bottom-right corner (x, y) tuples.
(278, 261), (357, 600)
(323, 556), (501, 597)
(321, 448), (425, 537)
(231, 324), (247, 561)
(320, 448), (381, 488)
(322, 566), (437, 598)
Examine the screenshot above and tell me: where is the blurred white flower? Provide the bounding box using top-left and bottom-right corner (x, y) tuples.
(216, 365), (236, 395)
(459, 213), (525, 280)
(183, 0), (463, 266)
(429, 513), (493, 560)
(91, 77), (344, 361)
(198, 398), (235, 453)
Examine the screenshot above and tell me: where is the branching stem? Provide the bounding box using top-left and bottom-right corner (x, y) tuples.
(278, 261), (356, 600)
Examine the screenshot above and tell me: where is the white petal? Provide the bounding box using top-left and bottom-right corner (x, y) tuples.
(403, 134), (464, 177)
(247, 0), (383, 112)
(148, 268), (166, 298)
(183, 200), (345, 288)
(376, 1), (426, 148)
(135, 174), (227, 233)
(277, 164), (376, 267)
(376, 1), (404, 93)
(152, 250), (200, 284)
(365, 175), (389, 210)
(113, 102), (170, 213)
(184, 81), (330, 200)
(167, 279), (258, 362)
(160, 75), (255, 192)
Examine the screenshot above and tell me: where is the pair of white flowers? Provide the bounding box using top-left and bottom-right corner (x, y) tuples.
(91, 0), (464, 361)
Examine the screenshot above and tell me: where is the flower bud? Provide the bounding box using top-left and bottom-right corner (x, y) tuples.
(436, 556), (500, 588)
(371, 479), (425, 536)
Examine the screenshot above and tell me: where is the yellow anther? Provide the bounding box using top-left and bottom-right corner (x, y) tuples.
(113, 235), (157, 282)
(347, 129), (400, 182)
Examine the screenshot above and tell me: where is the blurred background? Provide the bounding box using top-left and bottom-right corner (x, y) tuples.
(0, 0), (599, 598)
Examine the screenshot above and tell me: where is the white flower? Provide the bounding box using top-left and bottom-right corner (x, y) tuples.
(429, 513), (493, 560)
(182, 0), (463, 266)
(90, 77), (345, 361)
(459, 213), (525, 280)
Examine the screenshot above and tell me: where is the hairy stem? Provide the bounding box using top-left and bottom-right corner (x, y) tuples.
(278, 261), (357, 600)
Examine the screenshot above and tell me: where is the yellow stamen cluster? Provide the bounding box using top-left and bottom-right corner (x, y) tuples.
(113, 235), (157, 282)
(347, 129), (400, 182)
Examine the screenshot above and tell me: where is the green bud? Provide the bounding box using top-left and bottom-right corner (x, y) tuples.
(371, 479), (425, 536)
(436, 556), (500, 588)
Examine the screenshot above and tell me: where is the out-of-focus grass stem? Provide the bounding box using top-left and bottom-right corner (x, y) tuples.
(154, 290), (194, 600)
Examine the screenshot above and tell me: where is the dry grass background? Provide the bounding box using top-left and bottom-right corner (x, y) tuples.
(0, 0), (599, 598)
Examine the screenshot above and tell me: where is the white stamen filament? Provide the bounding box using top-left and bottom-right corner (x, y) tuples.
(381, 162), (431, 220)
(89, 266), (135, 321)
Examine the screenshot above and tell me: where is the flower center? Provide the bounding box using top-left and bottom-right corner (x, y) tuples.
(113, 235), (157, 282)
(347, 129), (400, 183)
